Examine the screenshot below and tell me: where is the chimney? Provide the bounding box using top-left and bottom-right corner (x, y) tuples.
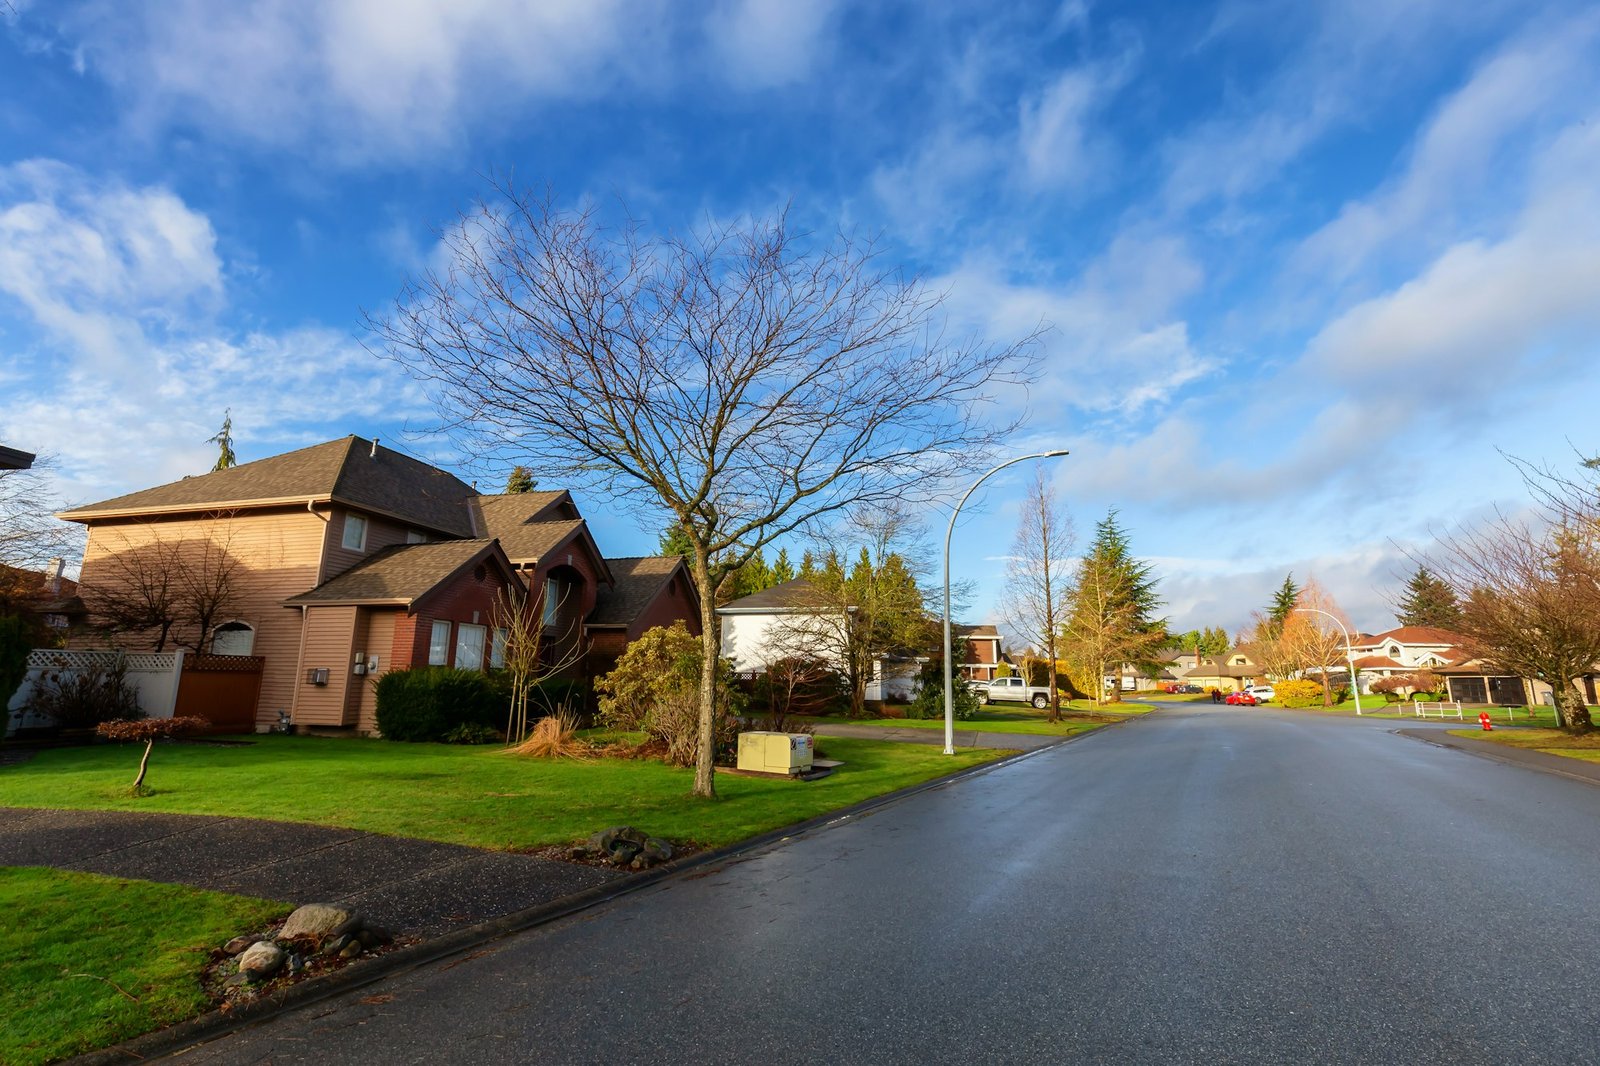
(370, 437), (379, 459)
(47, 558), (63, 595)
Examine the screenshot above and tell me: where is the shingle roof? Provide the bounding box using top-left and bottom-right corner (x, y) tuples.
(285, 539), (510, 606)
(588, 556), (689, 628)
(718, 578), (823, 612)
(470, 492), (572, 536)
(1351, 655), (1405, 670)
(495, 519), (588, 563)
(1357, 626), (1467, 647)
(60, 437), (478, 536)
(956, 623), (1000, 639)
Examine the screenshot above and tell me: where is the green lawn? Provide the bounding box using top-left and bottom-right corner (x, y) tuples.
(0, 735), (1003, 850)
(0, 867), (287, 1066)
(809, 701), (1148, 737)
(1445, 727), (1600, 763)
(1280, 701), (1566, 726)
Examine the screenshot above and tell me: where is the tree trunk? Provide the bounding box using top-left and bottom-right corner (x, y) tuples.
(1555, 679), (1593, 734)
(691, 548), (720, 799)
(131, 739), (153, 794)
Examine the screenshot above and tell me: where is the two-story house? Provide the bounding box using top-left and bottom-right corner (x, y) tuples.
(60, 436), (698, 734)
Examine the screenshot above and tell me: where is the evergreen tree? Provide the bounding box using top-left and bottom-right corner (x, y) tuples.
(797, 550), (818, 579)
(659, 523), (694, 560)
(1396, 566), (1462, 629)
(1060, 509), (1167, 705)
(504, 465), (536, 493)
(1264, 573), (1300, 637)
(207, 411), (237, 472)
(771, 547), (796, 584)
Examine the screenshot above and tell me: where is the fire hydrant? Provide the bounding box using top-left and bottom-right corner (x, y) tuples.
(1479, 711), (1494, 731)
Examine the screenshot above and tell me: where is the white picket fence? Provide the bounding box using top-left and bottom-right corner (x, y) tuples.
(5, 648), (183, 736)
(1413, 701), (1464, 720)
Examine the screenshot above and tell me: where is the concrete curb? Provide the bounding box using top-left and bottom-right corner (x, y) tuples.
(69, 721), (1123, 1065)
(1395, 727), (1600, 788)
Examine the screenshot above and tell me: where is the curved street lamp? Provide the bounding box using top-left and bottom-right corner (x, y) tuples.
(943, 449), (1070, 754)
(1292, 606), (1363, 716)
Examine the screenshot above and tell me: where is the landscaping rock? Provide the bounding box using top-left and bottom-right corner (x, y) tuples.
(223, 934), (262, 956)
(607, 840), (643, 866)
(287, 953), (306, 976)
(642, 838), (673, 865)
(238, 941), (286, 982)
(281, 903), (360, 940)
(356, 928), (386, 950)
(322, 933), (354, 957)
(590, 826), (648, 852)
(339, 940), (364, 960)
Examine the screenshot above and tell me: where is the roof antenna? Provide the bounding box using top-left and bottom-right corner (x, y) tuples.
(370, 437), (379, 459)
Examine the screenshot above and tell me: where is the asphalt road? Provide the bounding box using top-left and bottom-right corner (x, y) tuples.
(179, 705), (1600, 1064)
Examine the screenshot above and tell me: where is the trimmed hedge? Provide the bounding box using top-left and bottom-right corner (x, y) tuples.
(374, 667), (502, 742)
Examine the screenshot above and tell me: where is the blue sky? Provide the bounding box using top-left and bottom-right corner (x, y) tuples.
(3, 0), (1598, 637)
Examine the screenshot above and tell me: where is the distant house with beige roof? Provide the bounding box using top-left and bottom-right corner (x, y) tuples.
(59, 436), (698, 734)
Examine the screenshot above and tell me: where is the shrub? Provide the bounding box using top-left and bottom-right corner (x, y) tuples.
(440, 722), (503, 745)
(1274, 679), (1327, 708)
(595, 622), (744, 766)
(26, 660), (143, 729)
(374, 667), (501, 742)
(906, 676), (979, 720)
(508, 711), (588, 759)
(0, 614), (29, 709)
(751, 656), (848, 726)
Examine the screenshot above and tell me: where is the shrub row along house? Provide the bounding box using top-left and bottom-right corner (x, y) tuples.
(58, 436), (700, 734)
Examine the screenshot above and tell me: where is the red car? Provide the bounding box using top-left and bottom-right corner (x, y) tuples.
(1224, 691), (1258, 706)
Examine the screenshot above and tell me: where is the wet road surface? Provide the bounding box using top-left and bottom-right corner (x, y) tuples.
(178, 704), (1600, 1064)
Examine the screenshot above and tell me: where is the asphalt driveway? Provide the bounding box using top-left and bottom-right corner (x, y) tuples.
(0, 807), (621, 936)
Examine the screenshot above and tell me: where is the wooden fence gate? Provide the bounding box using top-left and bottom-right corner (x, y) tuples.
(174, 654), (264, 733)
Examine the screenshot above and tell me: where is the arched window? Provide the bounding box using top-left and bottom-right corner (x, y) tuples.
(212, 621), (255, 656)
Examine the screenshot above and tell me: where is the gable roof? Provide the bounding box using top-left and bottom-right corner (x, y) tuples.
(0, 445), (35, 470)
(1358, 626), (1467, 647)
(718, 578), (827, 613)
(588, 556), (692, 628)
(59, 437), (478, 536)
(955, 623), (1000, 640)
(470, 491), (575, 536)
(284, 539), (518, 607)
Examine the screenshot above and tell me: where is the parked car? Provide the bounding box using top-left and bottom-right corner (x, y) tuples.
(976, 676), (1052, 709)
(1245, 684), (1275, 703)
(1224, 690), (1257, 706)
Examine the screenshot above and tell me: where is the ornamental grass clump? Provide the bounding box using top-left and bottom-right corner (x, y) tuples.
(508, 710), (589, 759)
(96, 716), (210, 795)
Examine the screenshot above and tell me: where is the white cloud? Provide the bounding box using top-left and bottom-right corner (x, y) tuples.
(0, 161), (430, 508)
(706, 0), (840, 90)
(1016, 67), (1104, 189)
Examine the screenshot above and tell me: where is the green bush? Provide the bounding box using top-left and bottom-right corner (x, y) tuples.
(907, 678), (979, 720)
(440, 722), (504, 745)
(374, 667), (501, 742)
(0, 615), (29, 710)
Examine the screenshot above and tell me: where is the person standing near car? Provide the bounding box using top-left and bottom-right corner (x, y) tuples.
(1210, 688), (1221, 704)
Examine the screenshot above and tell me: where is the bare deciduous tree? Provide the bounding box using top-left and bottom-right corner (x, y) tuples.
(492, 581), (586, 744)
(372, 187), (1033, 795)
(84, 520), (242, 653)
(1000, 469), (1074, 721)
(1430, 514), (1600, 733)
(1283, 578), (1352, 705)
(0, 457), (82, 578)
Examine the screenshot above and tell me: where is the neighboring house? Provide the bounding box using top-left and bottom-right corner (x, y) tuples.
(717, 578), (923, 702)
(1344, 626), (1467, 683)
(954, 623), (1007, 682)
(0, 445), (36, 470)
(58, 436), (699, 733)
(586, 555), (703, 679)
(0, 561), (87, 632)
(1184, 647), (1264, 692)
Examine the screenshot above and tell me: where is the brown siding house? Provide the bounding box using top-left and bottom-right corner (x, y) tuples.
(59, 436), (697, 735)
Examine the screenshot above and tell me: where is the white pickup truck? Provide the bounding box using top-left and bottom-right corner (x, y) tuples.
(973, 676), (1052, 708)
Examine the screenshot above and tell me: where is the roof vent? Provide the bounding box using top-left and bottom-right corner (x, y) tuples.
(370, 438), (379, 459)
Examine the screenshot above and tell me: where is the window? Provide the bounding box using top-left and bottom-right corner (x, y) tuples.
(342, 513), (368, 551)
(406, 529), (427, 544)
(455, 623), (487, 671)
(1388, 645), (1401, 659)
(543, 578), (559, 626)
(490, 627), (508, 669)
(428, 620), (451, 666)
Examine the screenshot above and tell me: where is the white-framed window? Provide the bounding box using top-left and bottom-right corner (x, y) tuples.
(342, 513), (368, 551)
(428, 620), (451, 666)
(455, 623), (487, 671)
(543, 577), (559, 626)
(406, 529), (427, 544)
(490, 627), (508, 669)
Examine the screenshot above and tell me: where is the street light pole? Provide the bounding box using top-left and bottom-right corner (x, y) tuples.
(944, 449), (1070, 754)
(1292, 606), (1363, 716)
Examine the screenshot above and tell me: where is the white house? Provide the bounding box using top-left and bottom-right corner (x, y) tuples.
(717, 579), (922, 702)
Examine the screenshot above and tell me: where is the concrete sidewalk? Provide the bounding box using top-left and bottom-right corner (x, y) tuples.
(813, 722), (1066, 751)
(1396, 728), (1600, 786)
(0, 807), (621, 936)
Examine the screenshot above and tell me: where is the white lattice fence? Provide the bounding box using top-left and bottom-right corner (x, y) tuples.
(6, 649), (183, 736)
